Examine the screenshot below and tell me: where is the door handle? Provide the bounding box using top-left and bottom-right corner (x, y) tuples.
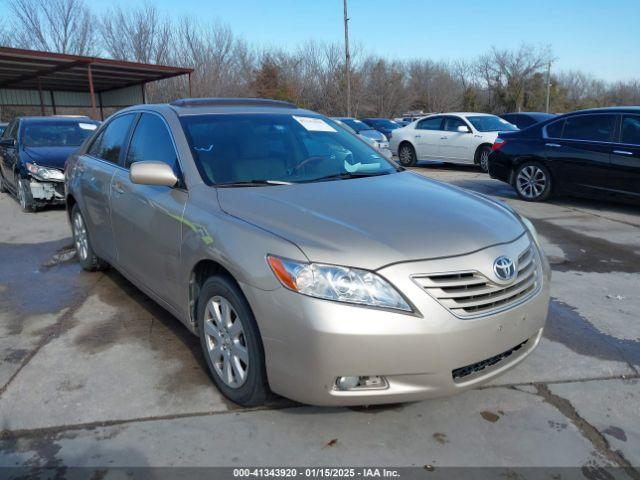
(414, 135), (421, 138)
(545, 143), (562, 148)
(613, 150), (633, 156)
(440, 136), (448, 140)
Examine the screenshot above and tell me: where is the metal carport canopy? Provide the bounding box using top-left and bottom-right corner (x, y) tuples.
(0, 47), (193, 119)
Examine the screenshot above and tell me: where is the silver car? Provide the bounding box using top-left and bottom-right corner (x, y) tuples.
(65, 98), (550, 407)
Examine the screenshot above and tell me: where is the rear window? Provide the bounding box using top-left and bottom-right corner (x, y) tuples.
(21, 121), (98, 147)
(180, 114), (397, 185)
(340, 118), (370, 133)
(562, 114), (615, 142)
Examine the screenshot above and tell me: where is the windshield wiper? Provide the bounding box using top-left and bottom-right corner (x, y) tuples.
(215, 179), (294, 188)
(302, 171), (393, 183)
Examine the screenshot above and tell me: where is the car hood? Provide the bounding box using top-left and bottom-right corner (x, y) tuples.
(23, 146), (77, 169)
(217, 171), (525, 270)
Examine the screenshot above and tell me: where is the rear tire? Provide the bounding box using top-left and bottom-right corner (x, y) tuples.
(0, 174), (7, 193)
(197, 275), (269, 407)
(477, 145), (491, 173)
(71, 204), (109, 271)
(398, 142), (417, 167)
(513, 162), (553, 202)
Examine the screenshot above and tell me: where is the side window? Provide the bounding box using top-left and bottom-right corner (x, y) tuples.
(125, 113), (178, 170)
(416, 116), (443, 130)
(562, 115), (615, 142)
(545, 119), (564, 138)
(620, 115), (640, 145)
(443, 117), (468, 132)
(88, 114), (135, 163)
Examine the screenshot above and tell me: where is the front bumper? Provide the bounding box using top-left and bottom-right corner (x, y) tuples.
(27, 178), (65, 204)
(242, 235), (550, 406)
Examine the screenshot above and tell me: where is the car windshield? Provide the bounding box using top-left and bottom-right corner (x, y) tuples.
(467, 116), (518, 132)
(369, 119), (400, 130)
(340, 118), (371, 133)
(181, 114), (399, 186)
(22, 121), (98, 147)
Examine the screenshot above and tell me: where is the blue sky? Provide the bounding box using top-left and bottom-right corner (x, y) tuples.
(91, 0), (640, 82)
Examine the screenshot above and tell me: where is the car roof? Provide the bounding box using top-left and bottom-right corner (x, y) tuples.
(163, 98), (315, 117)
(564, 106), (640, 115)
(17, 116), (97, 123)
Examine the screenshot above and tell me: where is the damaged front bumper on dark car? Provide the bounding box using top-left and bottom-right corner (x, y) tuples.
(27, 176), (66, 205)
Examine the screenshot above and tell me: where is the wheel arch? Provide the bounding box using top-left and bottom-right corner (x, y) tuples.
(473, 143), (493, 164)
(189, 258), (244, 332)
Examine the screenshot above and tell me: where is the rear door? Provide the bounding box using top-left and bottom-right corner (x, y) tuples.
(78, 113), (137, 263)
(413, 116), (444, 159)
(110, 112), (188, 308)
(609, 114), (640, 199)
(439, 116), (476, 163)
(544, 113), (616, 195)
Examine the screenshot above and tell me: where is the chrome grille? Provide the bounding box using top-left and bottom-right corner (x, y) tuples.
(413, 244), (539, 318)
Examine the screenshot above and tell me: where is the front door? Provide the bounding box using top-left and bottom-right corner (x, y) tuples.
(439, 116), (476, 163)
(608, 114), (640, 199)
(413, 116), (444, 159)
(110, 113), (187, 308)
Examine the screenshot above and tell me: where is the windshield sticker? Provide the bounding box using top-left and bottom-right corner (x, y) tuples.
(293, 116), (337, 132)
(78, 123), (97, 130)
(344, 161), (381, 173)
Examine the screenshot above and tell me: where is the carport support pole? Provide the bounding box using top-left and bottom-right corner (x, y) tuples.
(36, 77), (45, 115)
(87, 64), (97, 120)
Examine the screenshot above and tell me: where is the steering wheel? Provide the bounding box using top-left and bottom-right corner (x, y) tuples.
(292, 156), (325, 174)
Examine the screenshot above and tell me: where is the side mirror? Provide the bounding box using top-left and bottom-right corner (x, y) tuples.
(130, 161), (178, 187)
(457, 125), (471, 133)
(0, 138), (15, 148)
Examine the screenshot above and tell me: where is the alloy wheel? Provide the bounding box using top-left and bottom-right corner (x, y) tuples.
(203, 296), (249, 389)
(480, 148), (490, 172)
(399, 145), (414, 166)
(73, 212), (89, 261)
(516, 165), (547, 199)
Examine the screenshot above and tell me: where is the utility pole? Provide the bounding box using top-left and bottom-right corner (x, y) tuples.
(545, 61), (552, 113)
(343, 0), (351, 117)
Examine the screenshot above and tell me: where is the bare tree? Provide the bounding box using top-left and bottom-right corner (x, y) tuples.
(475, 44), (553, 112)
(100, 3), (172, 64)
(7, 0), (96, 55)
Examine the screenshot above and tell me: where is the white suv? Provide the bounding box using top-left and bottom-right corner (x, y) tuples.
(390, 113), (518, 172)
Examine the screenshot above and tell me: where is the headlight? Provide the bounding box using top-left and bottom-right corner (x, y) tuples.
(267, 255), (412, 312)
(380, 134), (388, 142)
(25, 162), (65, 181)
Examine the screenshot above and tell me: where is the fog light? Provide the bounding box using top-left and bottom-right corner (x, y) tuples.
(336, 376), (360, 390)
(335, 375), (388, 391)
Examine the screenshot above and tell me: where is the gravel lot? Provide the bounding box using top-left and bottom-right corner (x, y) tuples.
(1, 162), (638, 476)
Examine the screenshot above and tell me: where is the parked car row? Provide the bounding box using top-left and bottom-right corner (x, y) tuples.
(0, 99), (551, 408)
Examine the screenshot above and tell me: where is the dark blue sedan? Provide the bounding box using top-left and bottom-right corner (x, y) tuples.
(0, 116), (99, 211)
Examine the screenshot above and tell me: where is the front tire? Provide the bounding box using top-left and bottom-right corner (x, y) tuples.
(197, 275), (269, 407)
(71, 204), (109, 271)
(17, 177), (35, 212)
(398, 142), (417, 167)
(514, 162), (552, 202)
